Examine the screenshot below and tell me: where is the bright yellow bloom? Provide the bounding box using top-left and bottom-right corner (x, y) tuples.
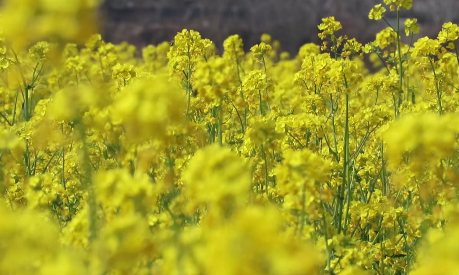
(412, 37), (441, 57)
(369, 4), (386, 20)
(438, 22), (459, 43)
(28, 41), (50, 63)
(197, 206), (324, 275)
(261, 33), (272, 44)
(375, 27), (397, 49)
(384, 0), (413, 10)
(0, 0), (100, 49)
(341, 38), (363, 58)
(223, 34), (245, 60)
(250, 42), (272, 63)
(111, 78), (186, 142)
(111, 63), (137, 87)
(183, 144), (251, 215)
(318, 16), (342, 39)
(405, 18), (420, 36)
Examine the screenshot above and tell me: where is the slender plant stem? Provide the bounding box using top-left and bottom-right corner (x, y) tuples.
(337, 93), (350, 234)
(218, 98), (223, 146)
(76, 121), (98, 242)
(454, 42), (459, 81)
(429, 58), (443, 115)
(396, 9), (404, 104)
(261, 145), (269, 196)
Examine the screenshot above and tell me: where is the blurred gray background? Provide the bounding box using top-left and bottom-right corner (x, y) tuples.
(100, 0), (459, 54)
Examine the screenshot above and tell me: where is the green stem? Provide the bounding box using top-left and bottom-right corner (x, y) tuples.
(24, 142), (31, 176)
(396, 9), (404, 103)
(24, 86), (29, 121)
(299, 183), (307, 238)
(381, 143), (388, 196)
(234, 49), (247, 130)
(185, 39), (193, 119)
(218, 98), (223, 146)
(186, 87), (191, 118)
(454, 42), (459, 82)
(76, 121), (98, 241)
(429, 58), (443, 115)
(261, 145), (269, 196)
(321, 202), (332, 273)
(258, 90), (264, 116)
(261, 55), (271, 113)
(337, 93), (350, 234)
(229, 99), (245, 133)
(61, 124), (66, 190)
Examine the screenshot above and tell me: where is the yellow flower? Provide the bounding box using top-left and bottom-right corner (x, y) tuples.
(375, 27), (397, 49)
(223, 34), (245, 60)
(384, 0), (413, 10)
(261, 33), (272, 44)
(197, 206), (324, 275)
(111, 77), (186, 142)
(250, 42), (272, 63)
(0, 205), (87, 274)
(111, 63), (137, 87)
(438, 22), (459, 43)
(318, 16), (342, 39)
(411, 220), (459, 275)
(62, 43), (79, 58)
(182, 144), (251, 214)
(65, 56), (86, 75)
(167, 29), (214, 82)
(85, 33), (103, 52)
(94, 214), (156, 273)
(383, 113), (458, 171)
(412, 37), (441, 57)
(245, 117), (283, 146)
(0, 0), (99, 49)
(280, 52), (290, 60)
(405, 18), (420, 36)
(0, 129), (25, 159)
(341, 38), (363, 58)
(28, 41), (50, 62)
(369, 4), (386, 20)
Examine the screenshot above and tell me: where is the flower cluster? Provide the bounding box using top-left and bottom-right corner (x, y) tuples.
(1, 0), (459, 274)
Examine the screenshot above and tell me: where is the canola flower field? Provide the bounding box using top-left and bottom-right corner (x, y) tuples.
(1, 0), (459, 274)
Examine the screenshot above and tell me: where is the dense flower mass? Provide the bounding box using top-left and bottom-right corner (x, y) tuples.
(1, 0), (459, 274)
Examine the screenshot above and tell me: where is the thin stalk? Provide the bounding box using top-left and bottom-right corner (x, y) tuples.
(61, 123), (66, 190)
(454, 42), (459, 80)
(76, 121), (98, 241)
(261, 145), (269, 196)
(396, 9), (404, 103)
(429, 58), (443, 115)
(258, 90), (264, 116)
(321, 202), (332, 273)
(234, 49), (247, 130)
(261, 55), (271, 112)
(12, 89), (19, 125)
(24, 85), (29, 121)
(218, 98), (223, 146)
(299, 183), (307, 238)
(337, 93), (350, 234)
(381, 143), (388, 196)
(24, 142), (31, 176)
(0, 112), (12, 126)
(392, 93), (398, 118)
(229, 99), (244, 133)
(185, 38), (193, 119)
(343, 160), (357, 234)
(330, 95), (339, 159)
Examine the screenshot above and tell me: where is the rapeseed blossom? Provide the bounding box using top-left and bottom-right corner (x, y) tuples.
(369, 4), (386, 20)
(1, 0), (459, 274)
